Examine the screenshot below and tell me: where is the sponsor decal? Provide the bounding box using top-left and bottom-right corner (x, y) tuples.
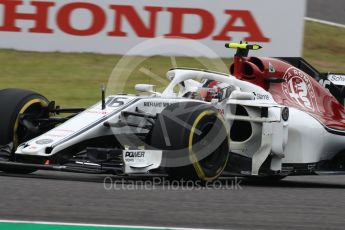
(282, 67), (317, 111)
(0, 0), (305, 57)
(124, 151), (146, 163)
(328, 74), (345, 86)
(125, 151), (145, 158)
(0, 1), (269, 42)
(144, 102), (171, 107)
(86, 110), (109, 115)
(253, 92), (270, 100)
(35, 139), (54, 145)
(268, 62), (276, 73)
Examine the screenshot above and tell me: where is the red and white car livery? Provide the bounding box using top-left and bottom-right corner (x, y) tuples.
(1, 43), (345, 182)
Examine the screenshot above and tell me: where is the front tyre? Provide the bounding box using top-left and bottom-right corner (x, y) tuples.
(0, 88), (49, 174)
(150, 102), (230, 182)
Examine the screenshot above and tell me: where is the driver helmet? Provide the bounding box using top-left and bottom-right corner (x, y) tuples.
(202, 80), (221, 102)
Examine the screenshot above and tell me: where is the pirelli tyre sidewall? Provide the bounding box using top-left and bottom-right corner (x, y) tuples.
(151, 102), (230, 182)
(0, 88), (49, 173)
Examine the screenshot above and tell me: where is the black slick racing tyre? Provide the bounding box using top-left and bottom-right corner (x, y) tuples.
(150, 102), (230, 182)
(0, 88), (49, 174)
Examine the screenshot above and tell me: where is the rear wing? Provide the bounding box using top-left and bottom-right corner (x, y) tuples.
(326, 74), (345, 86)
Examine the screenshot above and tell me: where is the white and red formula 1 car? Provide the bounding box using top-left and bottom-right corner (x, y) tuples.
(1, 43), (345, 182)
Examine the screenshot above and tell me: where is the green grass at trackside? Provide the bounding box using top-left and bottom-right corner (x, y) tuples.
(0, 51), (219, 107)
(0, 21), (344, 108)
(304, 21), (345, 73)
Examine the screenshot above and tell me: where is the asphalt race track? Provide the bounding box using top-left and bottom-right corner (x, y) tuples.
(307, 0), (345, 25)
(1, 171), (345, 230)
(1, 1), (345, 230)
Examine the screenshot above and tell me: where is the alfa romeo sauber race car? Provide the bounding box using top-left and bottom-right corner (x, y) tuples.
(1, 43), (345, 182)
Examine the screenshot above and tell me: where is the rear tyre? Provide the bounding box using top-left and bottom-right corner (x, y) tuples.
(0, 88), (49, 174)
(150, 102), (230, 182)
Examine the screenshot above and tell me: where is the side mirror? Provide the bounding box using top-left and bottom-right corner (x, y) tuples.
(135, 84), (156, 94)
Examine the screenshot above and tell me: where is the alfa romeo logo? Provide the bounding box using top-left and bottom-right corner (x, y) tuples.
(282, 67), (317, 112)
